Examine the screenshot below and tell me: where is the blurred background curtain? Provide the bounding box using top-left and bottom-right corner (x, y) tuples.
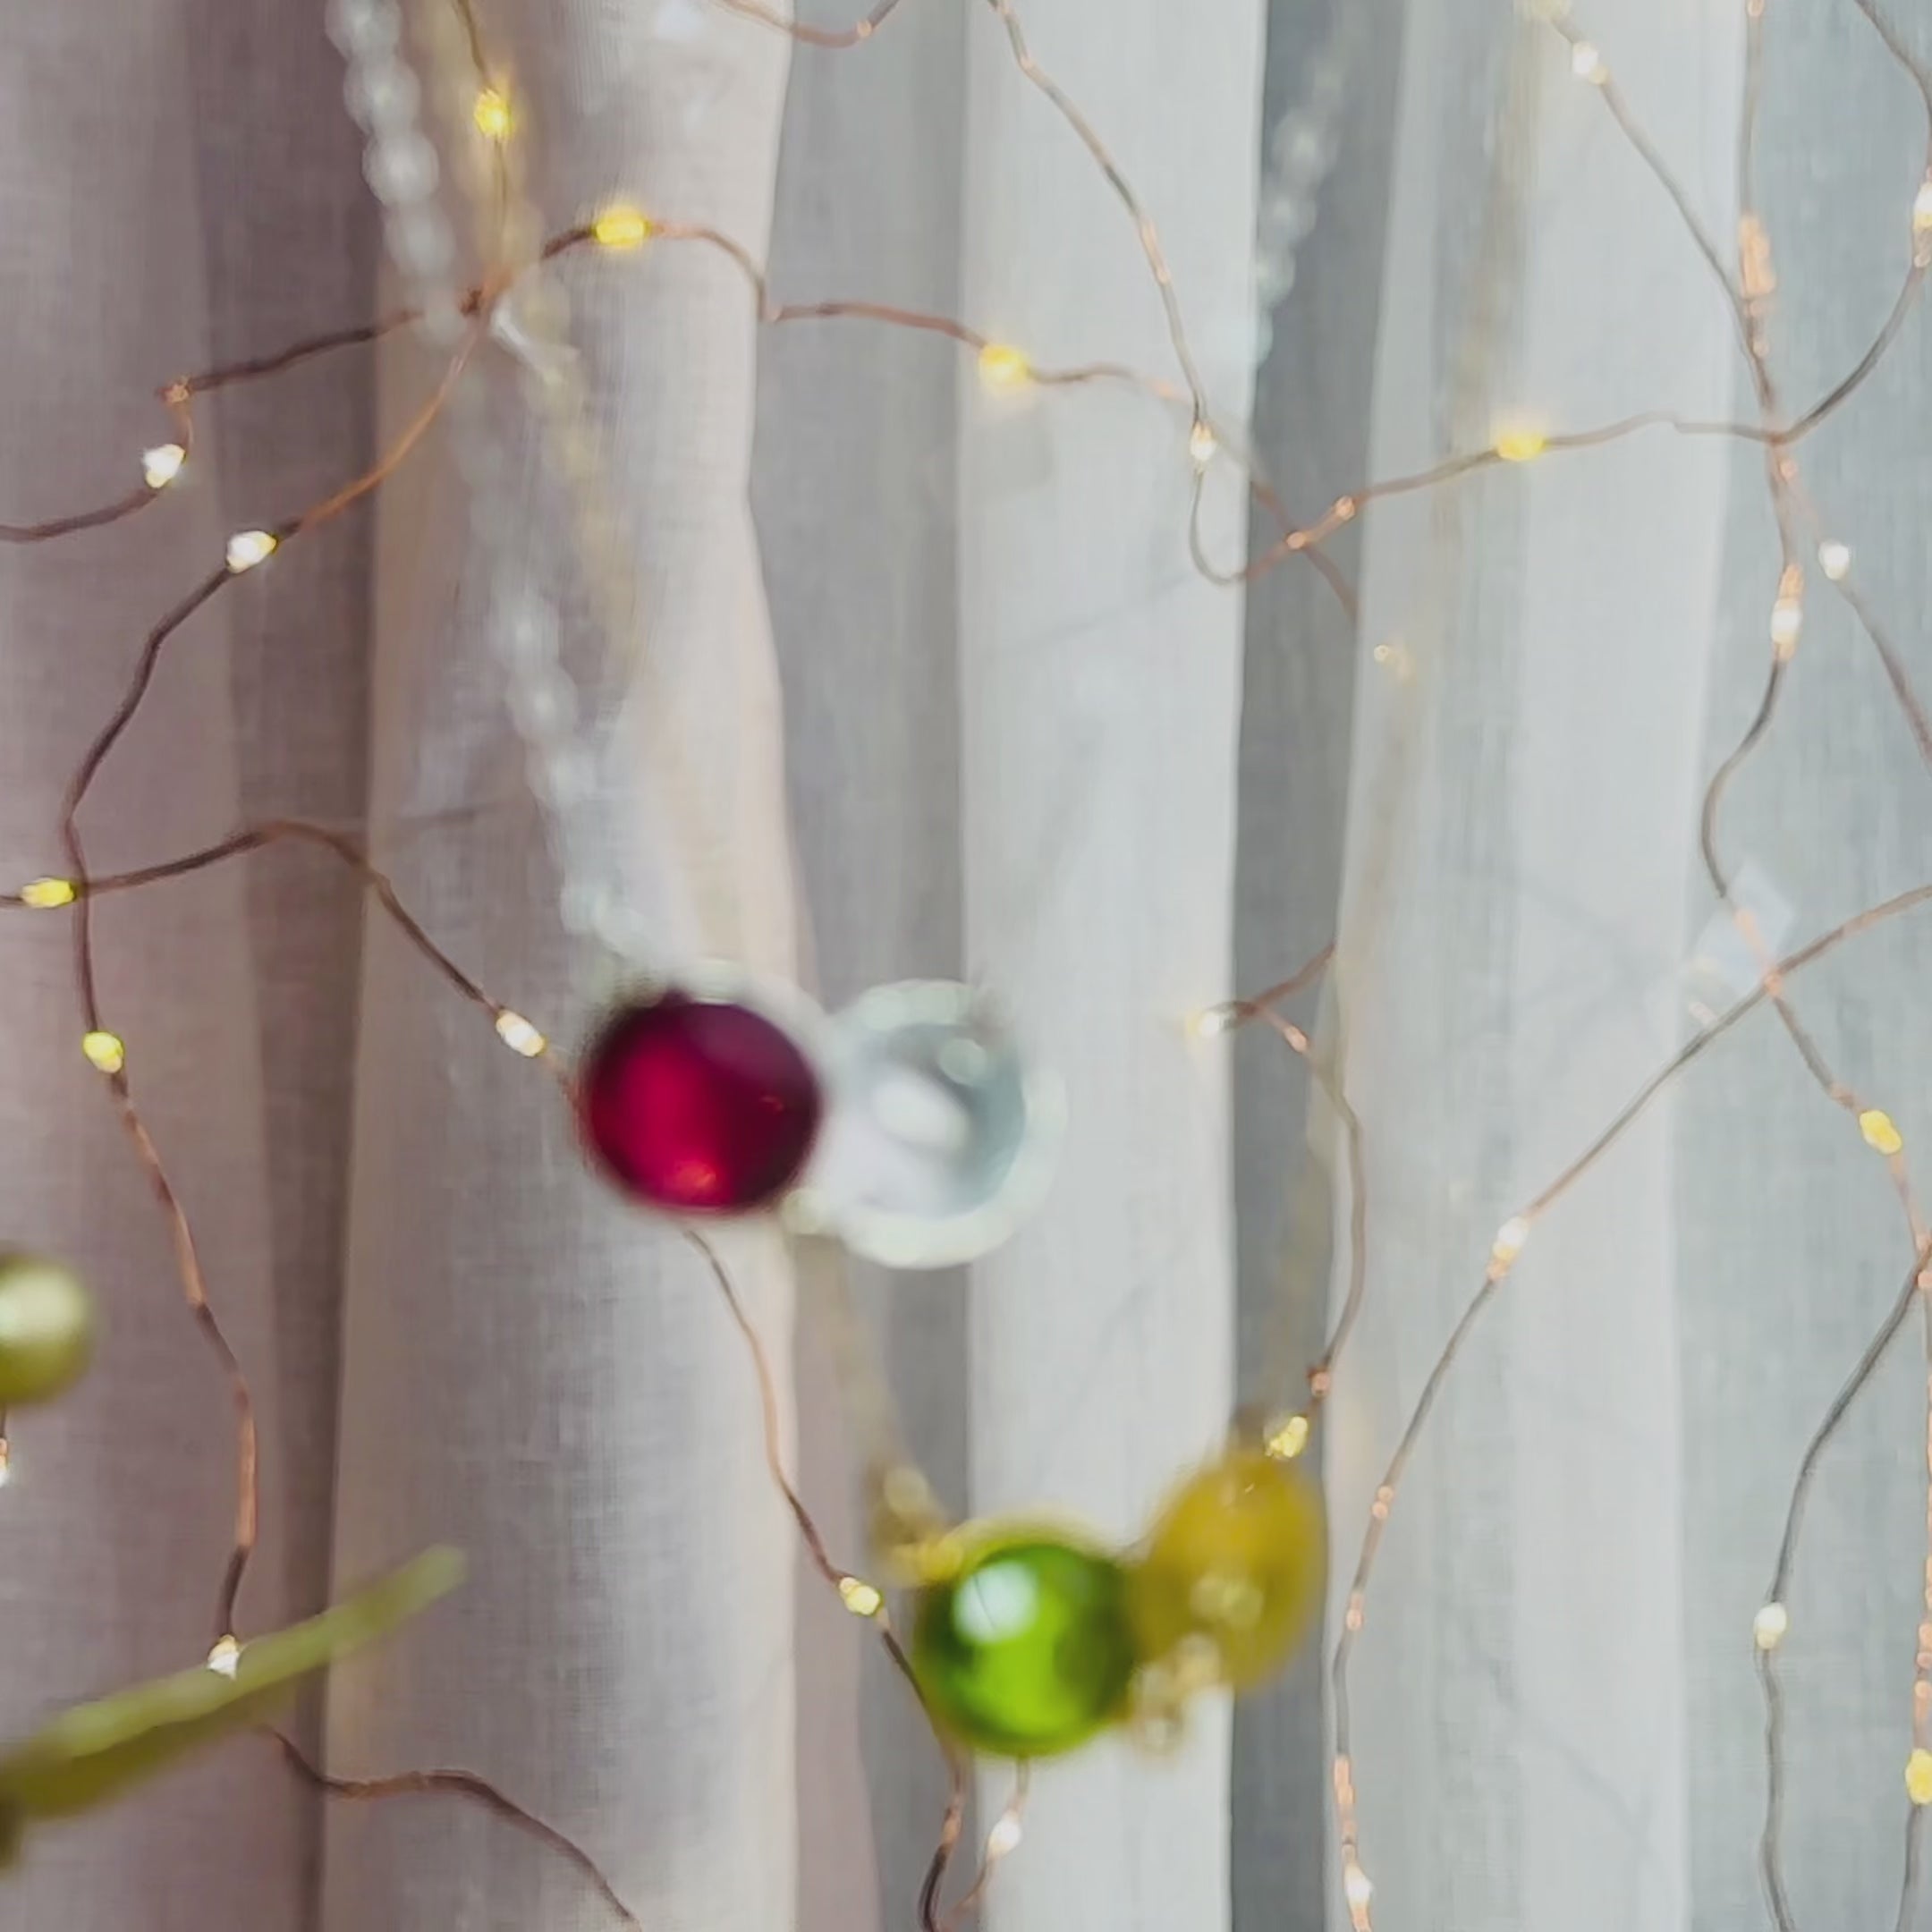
(5, 1), (1932, 1930)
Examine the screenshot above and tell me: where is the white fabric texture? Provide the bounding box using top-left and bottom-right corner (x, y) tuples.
(4, 1), (1932, 1930)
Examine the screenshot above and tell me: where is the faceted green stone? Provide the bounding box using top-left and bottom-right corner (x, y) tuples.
(910, 1530), (1138, 1758)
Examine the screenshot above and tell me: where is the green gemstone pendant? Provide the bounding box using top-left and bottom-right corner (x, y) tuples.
(910, 1527), (1139, 1758)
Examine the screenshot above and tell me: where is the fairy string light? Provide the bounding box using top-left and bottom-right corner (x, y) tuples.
(1312, 5), (1932, 1922)
(8, 0), (1932, 1923)
(1544, 11), (1932, 1928)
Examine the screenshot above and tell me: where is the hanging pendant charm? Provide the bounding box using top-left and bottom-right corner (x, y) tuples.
(908, 1521), (1140, 1758)
(790, 980), (1063, 1267)
(576, 969), (827, 1216)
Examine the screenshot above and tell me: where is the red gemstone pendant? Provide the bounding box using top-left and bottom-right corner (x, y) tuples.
(578, 991), (824, 1214)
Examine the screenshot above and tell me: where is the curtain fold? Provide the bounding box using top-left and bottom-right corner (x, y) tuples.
(1325, 4), (1744, 1924)
(953, 5), (1264, 1930)
(0, 4), (361, 1924)
(322, 5), (800, 1930)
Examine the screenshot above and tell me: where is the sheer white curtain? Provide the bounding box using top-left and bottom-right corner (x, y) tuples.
(8, 1), (1932, 1929)
(1326, 4), (1733, 1924)
(1327, 4), (1932, 1928)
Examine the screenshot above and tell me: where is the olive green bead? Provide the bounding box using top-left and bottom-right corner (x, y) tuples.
(910, 1527), (1139, 1758)
(0, 1253), (96, 1409)
(1127, 1445), (1325, 1690)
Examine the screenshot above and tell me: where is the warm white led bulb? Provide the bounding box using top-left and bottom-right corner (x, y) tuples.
(81, 1030), (126, 1075)
(1753, 1601), (1788, 1650)
(592, 203), (652, 251)
(1188, 419), (1218, 466)
(225, 530), (277, 572)
(1570, 40), (1606, 83)
(1491, 1216), (1531, 1267)
(1914, 180), (1932, 232)
(1494, 424), (1547, 462)
(1818, 539), (1852, 581)
(142, 443), (187, 490)
(495, 1011), (547, 1058)
(986, 1814), (1024, 1859)
(1769, 597), (1802, 657)
(978, 343), (1031, 392)
(1343, 1860), (1375, 1912)
(472, 86), (514, 140)
(206, 1634), (242, 1678)
(836, 1575), (884, 1618)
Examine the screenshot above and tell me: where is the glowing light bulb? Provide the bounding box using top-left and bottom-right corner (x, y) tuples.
(141, 443), (186, 490)
(81, 1031), (125, 1075)
(1769, 595), (1803, 657)
(225, 530), (277, 572)
(206, 1634), (242, 1679)
(977, 343), (1031, 392)
(986, 1814), (1025, 1859)
(495, 1011), (547, 1058)
(837, 1575), (884, 1618)
(1491, 1216), (1531, 1267)
(1190, 1004), (1234, 1039)
(1570, 40), (1606, 83)
(0, 1439), (12, 1488)
(1343, 1858), (1376, 1916)
(20, 877), (77, 911)
(471, 86), (514, 140)
(592, 203), (652, 250)
(1494, 424), (1547, 462)
(1188, 419), (1218, 466)
(1914, 180), (1932, 232)
(1267, 1413), (1312, 1461)
(1860, 1109), (1904, 1157)
(1753, 1601), (1788, 1650)
(1910, 1749), (1932, 1806)
(1818, 539), (1852, 581)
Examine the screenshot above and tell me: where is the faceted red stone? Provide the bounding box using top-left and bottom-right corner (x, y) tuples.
(578, 992), (823, 1214)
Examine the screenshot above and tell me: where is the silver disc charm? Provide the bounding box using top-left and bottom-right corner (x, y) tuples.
(792, 981), (1063, 1267)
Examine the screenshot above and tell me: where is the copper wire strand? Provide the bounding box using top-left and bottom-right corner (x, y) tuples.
(0, 392), (193, 544)
(1322, 9), (1932, 1914)
(1755, 1250), (1929, 1932)
(977, 0), (1209, 421)
(682, 1230), (970, 1932)
(711, 0), (911, 50)
(46, 328), (480, 1640)
(1562, 13), (1932, 1926)
(267, 1730), (642, 1928)
(6, 208), (1875, 650)
(1251, 1006), (1368, 1414)
(0, 482), (174, 547)
(13, 842), (613, 1912)
(1330, 876), (1932, 1871)
(1220, 944), (1368, 1422)
(705, 0), (1211, 417)
(941, 1764), (1031, 1932)
(10, 820), (510, 1021)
